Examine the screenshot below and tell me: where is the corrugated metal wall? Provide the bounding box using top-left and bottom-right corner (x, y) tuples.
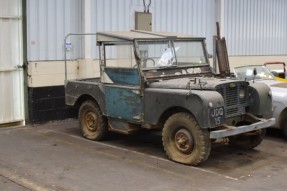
(26, 0), (287, 60)
(27, 0), (216, 61)
(224, 0), (287, 56)
(90, 0), (215, 58)
(0, 0), (22, 68)
(27, 0), (82, 61)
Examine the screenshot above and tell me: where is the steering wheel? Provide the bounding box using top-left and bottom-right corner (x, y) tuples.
(134, 58), (156, 68)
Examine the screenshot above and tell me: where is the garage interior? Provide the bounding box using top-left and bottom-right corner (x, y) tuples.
(1, 0), (286, 125)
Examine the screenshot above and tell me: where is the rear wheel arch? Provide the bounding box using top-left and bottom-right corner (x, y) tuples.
(75, 94), (102, 112)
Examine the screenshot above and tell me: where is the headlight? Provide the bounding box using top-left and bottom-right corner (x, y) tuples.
(239, 89), (245, 99)
(208, 102), (213, 108)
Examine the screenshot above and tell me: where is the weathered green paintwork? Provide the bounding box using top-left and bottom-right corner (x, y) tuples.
(105, 85), (142, 122)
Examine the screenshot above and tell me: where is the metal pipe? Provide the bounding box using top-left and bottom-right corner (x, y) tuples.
(147, 0), (151, 13)
(64, 33), (98, 83)
(143, 0), (146, 12)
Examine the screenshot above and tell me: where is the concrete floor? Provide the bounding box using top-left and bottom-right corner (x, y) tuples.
(0, 119), (286, 191)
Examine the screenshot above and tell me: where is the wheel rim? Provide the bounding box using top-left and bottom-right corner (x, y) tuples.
(84, 111), (98, 132)
(174, 129), (194, 154)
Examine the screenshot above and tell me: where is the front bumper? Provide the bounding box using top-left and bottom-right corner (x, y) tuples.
(209, 114), (275, 139)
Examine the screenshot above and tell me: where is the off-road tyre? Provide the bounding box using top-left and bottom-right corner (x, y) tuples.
(228, 131), (263, 150)
(162, 112), (211, 166)
(79, 100), (108, 141)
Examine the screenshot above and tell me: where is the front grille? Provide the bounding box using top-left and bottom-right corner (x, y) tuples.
(216, 83), (249, 118)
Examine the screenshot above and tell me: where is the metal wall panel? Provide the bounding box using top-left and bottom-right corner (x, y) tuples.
(224, 0), (287, 56)
(0, 70), (24, 124)
(26, 0), (287, 59)
(27, 0), (82, 61)
(26, 0), (215, 60)
(0, 0), (22, 68)
(0, 0), (24, 124)
(0, 0), (21, 17)
(90, 0), (131, 58)
(0, 19), (22, 68)
(153, 0), (215, 53)
(89, 0), (216, 58)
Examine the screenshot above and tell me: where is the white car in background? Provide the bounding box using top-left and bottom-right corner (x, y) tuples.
(234, 65), (287, 138)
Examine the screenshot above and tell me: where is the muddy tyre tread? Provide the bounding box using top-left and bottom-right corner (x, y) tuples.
(79, 100), (108, 141)
(162, 112), (211, 166)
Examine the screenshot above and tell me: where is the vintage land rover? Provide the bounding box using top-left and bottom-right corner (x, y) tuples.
(65, 30), (275, 166)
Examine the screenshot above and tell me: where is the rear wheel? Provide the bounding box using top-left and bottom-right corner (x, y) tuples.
(162, 112), (211, 166)
(79, 100), (108, 141)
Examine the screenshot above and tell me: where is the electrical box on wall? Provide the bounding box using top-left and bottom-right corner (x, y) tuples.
(135, 12), (152, 31)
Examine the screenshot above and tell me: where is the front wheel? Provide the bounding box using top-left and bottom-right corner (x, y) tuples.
(162, 112), (211, 166)
(79, 100), (108, 141)
(228, 131), (263, 149)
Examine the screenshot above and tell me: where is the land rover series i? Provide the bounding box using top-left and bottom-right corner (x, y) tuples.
(65, 30), (275, 166)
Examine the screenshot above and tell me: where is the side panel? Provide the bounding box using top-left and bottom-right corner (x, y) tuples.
(103, 68), (142, 122)
(65, 80), (106, 114)
(144, 88), (225, 128)
(105, 86), (142, 121)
